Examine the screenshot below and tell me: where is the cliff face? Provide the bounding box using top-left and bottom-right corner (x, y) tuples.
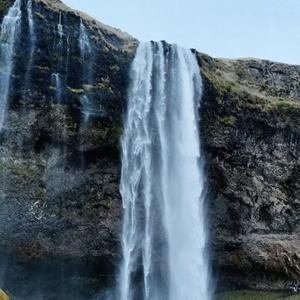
(199, 55), (300, 289)
(0, 0), (299, 298)
(0, 0), (136, 298)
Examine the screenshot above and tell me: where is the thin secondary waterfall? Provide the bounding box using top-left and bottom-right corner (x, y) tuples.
(27, 0), (35, 43)
(58, 11), (64, 39)
(79, 19), (93, 122)
(79, 19), (92, 61)
(119, 42), (210, 300)
(52, 11), (65, 103)
(0, 0), (21, 131)
(23, 0), (36, 97)
(52, 73), (62, 102)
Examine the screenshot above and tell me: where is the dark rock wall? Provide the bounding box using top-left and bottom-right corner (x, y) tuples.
(198, 55), (300, 290)
(0, 0), (299, 297)
(0, 0), (137, 298)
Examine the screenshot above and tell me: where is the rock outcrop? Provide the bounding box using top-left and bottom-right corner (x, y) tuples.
(199, 55), (300, 290)
(0, 0), (299, 298)
(0, 0), (136, 298)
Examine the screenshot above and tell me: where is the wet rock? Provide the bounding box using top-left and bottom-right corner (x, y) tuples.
(198, 54), (300, 289)
(0, 0), (299, 296)
(0, 0), (136, 297)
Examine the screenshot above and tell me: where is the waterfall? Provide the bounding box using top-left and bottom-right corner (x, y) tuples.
(52, 73), (62, 102)
(58, 11), (64, 39)
(79, 19), (93, 121)
(0, 0), (21, 131)
(23, 0), (36, 98)
(52, 11), (65, 103)
(119, 42), (211, 300)
(27, 0), (34, 40)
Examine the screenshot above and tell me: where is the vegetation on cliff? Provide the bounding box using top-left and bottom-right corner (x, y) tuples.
(198, 53), (300, 290)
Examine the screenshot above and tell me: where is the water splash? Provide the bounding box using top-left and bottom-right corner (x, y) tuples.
(0, 0), (22, 131)
(119, 42), (211, 300)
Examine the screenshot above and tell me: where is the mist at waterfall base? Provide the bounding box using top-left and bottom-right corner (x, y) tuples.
(118, 42), (211, 300)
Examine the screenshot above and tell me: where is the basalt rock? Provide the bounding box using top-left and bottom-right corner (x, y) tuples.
(198, 55), (300, 290)
(0, 0), (136, 298)
(0, 0), (299, 298)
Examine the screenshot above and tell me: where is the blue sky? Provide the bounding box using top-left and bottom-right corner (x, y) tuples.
(63, 0), (300, 65)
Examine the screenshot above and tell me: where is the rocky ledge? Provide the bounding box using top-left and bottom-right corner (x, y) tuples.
(199, 55), (300, 290)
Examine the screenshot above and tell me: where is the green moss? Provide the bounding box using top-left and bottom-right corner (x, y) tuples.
(0, 3), (6, 11)
(35, 187), (46, 200)
(82, 121), (122, 147)
(109, 64), (120, 73)
(269, 99), (300, 111)
(0, 161), (6, 172)
(102, 46), (110, 54)
(83, 84), (95, 92)
(251, 97), (300, 114)
(34, 12), (45, 19)
(0, 160), (38, 182)
(202, 68), (234, 97)
(97, 76), (113, 94)
(35, 65), (50, 71)
(212, 76), (300, 116)
(110, 125), (123, 143)
(0, 2), (9, 15)
(216, 290), (300, 300)
(259, 80), (268, 92)
(202, 61), (299, 113)
(68, 87), (84, 94)
(11, 163), (37, 182)
(219, 116), (237, 127)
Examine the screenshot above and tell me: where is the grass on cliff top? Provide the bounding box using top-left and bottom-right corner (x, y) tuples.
(202, 63), (300, 117)
(216, 290), (300, 300)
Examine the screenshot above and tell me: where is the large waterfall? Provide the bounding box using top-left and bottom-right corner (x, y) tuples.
(0, 0), (21, 130)
(119, 42), (210, 300)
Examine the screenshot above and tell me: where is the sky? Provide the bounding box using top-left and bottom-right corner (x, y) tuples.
(63, 0), (300, 65)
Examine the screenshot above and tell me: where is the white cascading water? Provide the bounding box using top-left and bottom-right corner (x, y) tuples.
(58, 11), (64, 39)
(51, 11), (65, 103)
(52, 73), (62, 102)
(23, 0), (36, 97)
(79, 19), (93, 122)
(0, 0), (21, 131)
(27, 0), (35, 42)
(79, 19), (92, 60)
(119, 41), (210, 300)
